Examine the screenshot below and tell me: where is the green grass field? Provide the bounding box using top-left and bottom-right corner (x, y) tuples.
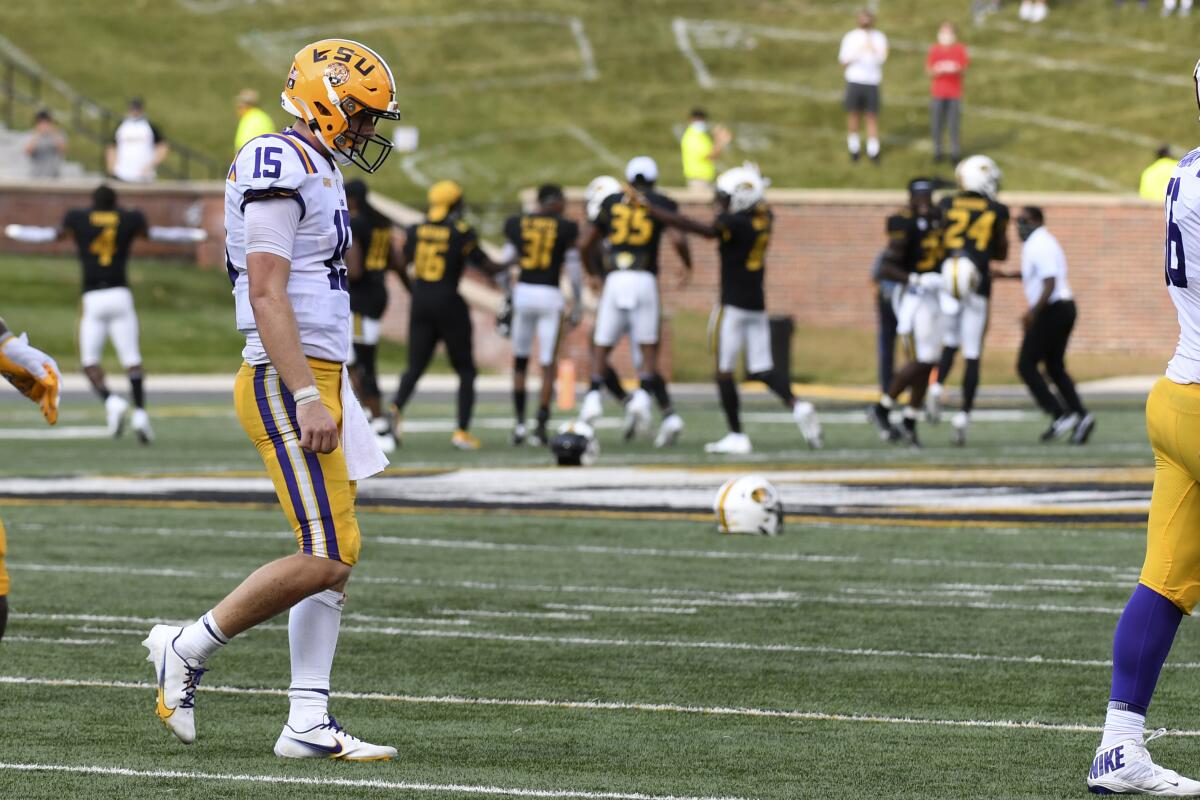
(0, 382), (1168, 799)
(2, 0), (1193, 216)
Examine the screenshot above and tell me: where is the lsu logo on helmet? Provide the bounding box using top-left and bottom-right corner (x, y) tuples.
(280, 38), (402, 173)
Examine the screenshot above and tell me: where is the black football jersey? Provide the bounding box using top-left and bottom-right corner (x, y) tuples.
(349, 207), (392, 319)
(594, 190), (677, 275)
(503, 213), (580, 288)
(937, 192), (1009, 297)
(62, 207), (147, 293)
(716, 204), (773, 311)
(885, 208), (943, 276)
(402, 218), (486, 301)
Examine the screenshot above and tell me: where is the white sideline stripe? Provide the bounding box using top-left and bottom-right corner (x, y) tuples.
(436, 608), (592, 622)
(543, 604), (699, 616)
(15, 611), (470, 629)
(0, 425), (109, 440)
(0, 762), (749, 800)
(372, 536), (860, 564)
(2, 675), (1194, 738)
(3, 635), (114, 646)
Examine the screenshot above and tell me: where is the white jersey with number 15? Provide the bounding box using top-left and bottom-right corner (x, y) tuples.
(1165, 149), (1200, 384)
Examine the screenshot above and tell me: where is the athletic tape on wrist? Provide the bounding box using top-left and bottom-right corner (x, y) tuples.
(293, 385), (321, 406)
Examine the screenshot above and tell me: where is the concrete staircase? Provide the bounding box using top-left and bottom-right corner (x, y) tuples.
(0, 122), (93, 180)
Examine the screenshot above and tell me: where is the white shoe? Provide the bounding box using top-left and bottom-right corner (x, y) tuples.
(1019, 0), (1033, 19)
(511, 423), (528, 446)
(655, 413), (684, 448)
(1049, 412), (1081, 441)
(142, 624), (206, 744)
(793, 401), (823, 449)
(623, 388), (652, 441)
(131, 408), (154, 444)
(1087, 731), (1200, 796)
(579, 389), (603, 424)
(375, 431), (397, 454)
(105, 394), (129, 438)
(274, 715), (397, 761)
(705, 432), (752, 455)
(925, 383), (943, 424)
(951, 410), (969, 447)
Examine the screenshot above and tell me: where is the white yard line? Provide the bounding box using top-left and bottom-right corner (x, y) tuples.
(543, 604), (699, 616)
(435, 608), (593, 622)
(0, 675), (1189, 737)
(3, 635), (114, 646)
(0, 762), (749, 800)
(371, 537), (860, 564)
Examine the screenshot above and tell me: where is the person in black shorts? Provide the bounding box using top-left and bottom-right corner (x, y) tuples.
(391, 180), (504, 450)
(344, 179), (401, 451)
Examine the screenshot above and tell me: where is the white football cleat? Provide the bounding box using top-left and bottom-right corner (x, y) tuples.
(511, 423), (528, 446)
(925, 382), (943, 424)
(1087, 731), (1200, 796)
(623, 388), (652, 441)
(105, 394), (129, 438)
(655, 412), (684, 448)
(142, 624), (206, 744)
(705, 432), (752, 455)
(579, 389), (603, 424)
(951, 410), (969, 447)
(275, 715), (397, 761)
(793, 401), (823, 449)
(131, 408), (154, 444)
(375, 431), (397, 454)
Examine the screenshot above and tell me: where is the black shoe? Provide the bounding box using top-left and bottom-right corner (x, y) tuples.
(1070, 413), (1096, 445)
(870, 153), (881, 166)
(850, 150), (861, 163)
(869, 403), (900, 442)
(531, 423), (549, 447)
(901, 417), (922, 448)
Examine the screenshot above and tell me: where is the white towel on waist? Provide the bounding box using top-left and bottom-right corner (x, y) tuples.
(340, 365), (389, 480)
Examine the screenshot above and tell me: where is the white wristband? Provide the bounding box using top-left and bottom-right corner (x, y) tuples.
(293, 385), (321, 406)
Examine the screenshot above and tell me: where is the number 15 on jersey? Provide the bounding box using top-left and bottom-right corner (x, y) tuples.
(1167, 176), (1188, 289)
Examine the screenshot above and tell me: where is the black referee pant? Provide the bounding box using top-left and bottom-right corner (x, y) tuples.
(1016, 300), (1085, 419)
(394, 294), (476, 431)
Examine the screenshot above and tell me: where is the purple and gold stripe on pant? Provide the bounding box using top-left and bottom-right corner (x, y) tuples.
(252, 364), (341, 562)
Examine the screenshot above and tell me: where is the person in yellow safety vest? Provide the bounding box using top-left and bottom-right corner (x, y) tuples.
(680, 108), (732, 190)
(233, 89), (276, 153)
(1140, 145), (1176, 202)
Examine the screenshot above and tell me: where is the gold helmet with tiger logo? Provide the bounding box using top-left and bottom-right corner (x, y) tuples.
(281, 38), (401, 173)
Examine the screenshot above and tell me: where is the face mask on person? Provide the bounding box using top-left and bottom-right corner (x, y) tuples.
(938, 28), (956, 46)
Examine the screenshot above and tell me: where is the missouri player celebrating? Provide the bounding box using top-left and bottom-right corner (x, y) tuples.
(142, 38), (398, 760)
(929, 155), (1009, 445)
(870, 177), (944, 448)
(578, 156), (693, 448)
(391, 180), (505, 450)
(0, 317), (60, 643)
(499, 184), (582, 446)
(344, 178), (400, 452)
(636, 163), (822, 453)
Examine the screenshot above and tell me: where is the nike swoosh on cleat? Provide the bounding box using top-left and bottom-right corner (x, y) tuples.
(155, 687), (175, 720)
(287, 737), (343, 756)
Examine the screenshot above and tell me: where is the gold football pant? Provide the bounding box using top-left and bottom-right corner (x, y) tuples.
(1140, 377), (1200, 612)
(0, 515), (8, 596)
(233, 359), (361, 566)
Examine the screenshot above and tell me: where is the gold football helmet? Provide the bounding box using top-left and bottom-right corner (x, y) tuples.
(281, 38), (401, 173)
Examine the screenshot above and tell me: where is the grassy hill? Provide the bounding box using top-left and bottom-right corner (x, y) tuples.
(2, 0), (1193, 224)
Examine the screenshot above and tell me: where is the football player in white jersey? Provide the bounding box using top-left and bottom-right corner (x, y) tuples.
(141, 38), (399, 761)
(1084, 62), (1200, 796)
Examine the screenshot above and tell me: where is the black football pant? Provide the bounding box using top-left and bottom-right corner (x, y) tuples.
(1017, 300), (1085, 419)
(394, 296), (476, 431)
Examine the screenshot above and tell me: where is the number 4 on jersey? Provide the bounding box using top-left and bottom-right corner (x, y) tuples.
(1166, 176), (1188, 288)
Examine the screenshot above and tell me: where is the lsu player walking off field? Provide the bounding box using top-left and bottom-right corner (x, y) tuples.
(634, 163), (822, 453)
(578, 156), (693, 447)
(141, 38), (399, 760)
(929, 155), (1009, 445)
(0, 317), (60, 643)
(870, 178), (944, 448)
(390, 181), (505, 450)
(499, 184), (582, 446)
(1085, 67), (1200, 796)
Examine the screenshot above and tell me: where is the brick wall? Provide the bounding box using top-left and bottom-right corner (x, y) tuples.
(0, 180), (1171, 374)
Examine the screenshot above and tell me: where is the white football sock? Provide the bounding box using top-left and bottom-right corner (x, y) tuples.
(287, 588), (345, 730)
(1101, 705), (1146, 750)
(879, 394), (895, 410)
(847, 133), (861, 155)
(1019, 0), (1034, 19)
(174, 610), (229, 663)
(866, 138), (881, 158)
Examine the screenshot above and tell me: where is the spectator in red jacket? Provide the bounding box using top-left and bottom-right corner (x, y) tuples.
(926, 22), (969, 164)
